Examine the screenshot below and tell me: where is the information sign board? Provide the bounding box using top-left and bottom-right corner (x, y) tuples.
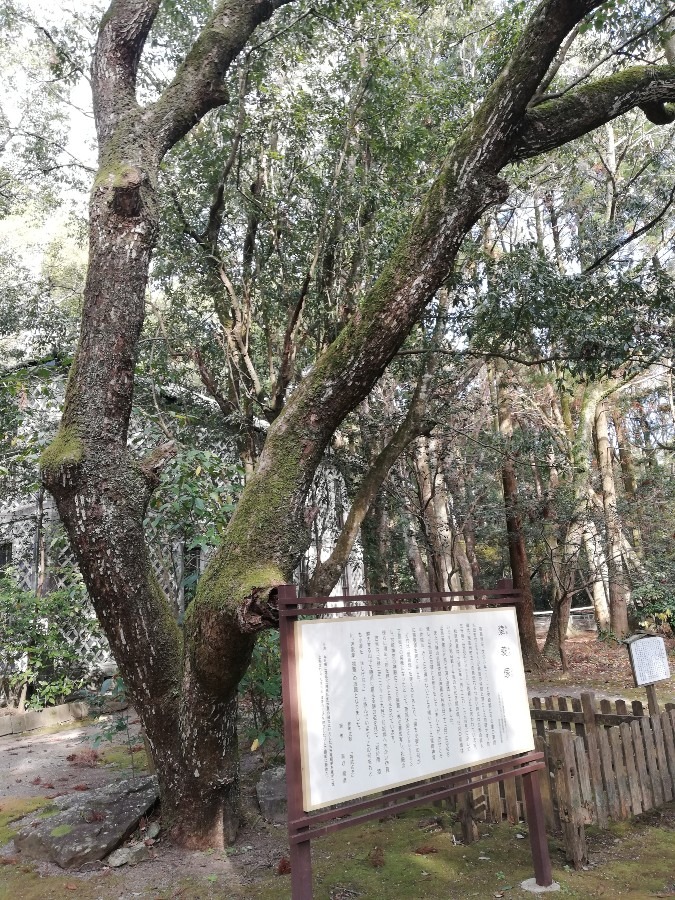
(627, 635), (671, 686)
(294, 606), (533, 811)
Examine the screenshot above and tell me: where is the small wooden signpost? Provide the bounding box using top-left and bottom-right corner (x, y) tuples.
(625, 633), (671, 716)
(278, 583), (554, 899)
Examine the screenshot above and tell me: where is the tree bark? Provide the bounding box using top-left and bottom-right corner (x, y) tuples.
(542, 382), (602, 660)
(495, 364), (541, 671)
(595, 401), (630, 637)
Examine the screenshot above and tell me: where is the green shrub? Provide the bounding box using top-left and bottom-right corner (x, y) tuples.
(238, 629), (283, 753)
(0, 570), (104, 708)
(631, 577), (675, 634)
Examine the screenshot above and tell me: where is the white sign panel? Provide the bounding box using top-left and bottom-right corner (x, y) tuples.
(628, 636), (671, 686)
(295, 607), (533, 811)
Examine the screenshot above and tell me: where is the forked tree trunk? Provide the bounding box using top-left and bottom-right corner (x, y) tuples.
(40, 0), (675, 846)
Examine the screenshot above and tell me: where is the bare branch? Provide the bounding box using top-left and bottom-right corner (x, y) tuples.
(584, 183), (675, 273)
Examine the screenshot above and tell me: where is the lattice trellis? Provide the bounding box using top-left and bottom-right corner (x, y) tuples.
(58, 619), (112, 671)
(0, 509), (37, 592)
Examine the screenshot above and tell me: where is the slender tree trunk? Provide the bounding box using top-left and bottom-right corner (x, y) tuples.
(613, 408), (644, 558)
(582, 520), (610, 631)
(402, 517), (431, 593)
(595, 402), (630, 637)
(414, 437), (455, 591)
(496, 365), (541, 670)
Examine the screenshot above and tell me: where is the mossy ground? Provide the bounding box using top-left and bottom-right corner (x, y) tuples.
(0, 797), (52, 845)
(99, 744), (148, 772)
(2, 803), (673, 899)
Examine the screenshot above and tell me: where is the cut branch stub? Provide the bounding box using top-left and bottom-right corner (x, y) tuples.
(236, 585), (282, 634)
(110, 166), (146, 218)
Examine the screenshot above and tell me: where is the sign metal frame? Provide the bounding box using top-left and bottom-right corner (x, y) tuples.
(278, 583), (553, 899)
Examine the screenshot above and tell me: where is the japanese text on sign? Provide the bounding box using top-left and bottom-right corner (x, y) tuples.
(295, 607), (533, 810)
(628, 635), (671, 686)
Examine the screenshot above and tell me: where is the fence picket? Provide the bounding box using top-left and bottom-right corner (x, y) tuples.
(662, 711), (675, 791)
(631, 718), (654, 810)
(531, 697), (546, 739)
(486, 774), (502, 823)
(650, 715), (672, 802)
(504, 774), (519, 824)
(580, 692), (608, 827)
(597, 726), (621, 820)
(608, 726), (630, 818)
(549, 731), (588, 868)
(534, 734), (556, 831)
(620, 721), (642, 816)
(558, 697), (572, 731)
(545, 696), (558, 731)
(640, 718), (664, 808)
(573, 734), (594, 824)
(571, 697), (584, 737)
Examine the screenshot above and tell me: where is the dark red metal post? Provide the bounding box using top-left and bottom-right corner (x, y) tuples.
(278, 583), (313, 899)
(522, 768), (553, 887)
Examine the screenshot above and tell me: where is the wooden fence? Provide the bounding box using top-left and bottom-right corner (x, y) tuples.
(444, 692), (675, 867)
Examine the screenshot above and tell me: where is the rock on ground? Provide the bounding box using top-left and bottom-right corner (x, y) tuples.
(106, 842), (150, 867)
(14, 775), (158, 869)
(256, 766), (287, 824)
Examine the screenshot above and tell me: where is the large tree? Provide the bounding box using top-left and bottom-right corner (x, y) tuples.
(39, 0), (675, 847)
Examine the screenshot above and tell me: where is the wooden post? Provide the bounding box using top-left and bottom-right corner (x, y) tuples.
(646, 683), (660, 717)
(522, 768), (553, 887)
(279, 584), (313, 900)
(549, 731), (588, 868)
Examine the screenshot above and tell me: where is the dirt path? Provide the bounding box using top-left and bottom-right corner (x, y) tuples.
(0, 714), (288, 898)
(0, 715), (143, 801)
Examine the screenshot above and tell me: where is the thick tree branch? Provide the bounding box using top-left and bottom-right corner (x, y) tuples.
(514, 65), (675, 160)
(150, 0), (296, 158)
(92, 0), (162, 145)
(193, 0), (610, 638)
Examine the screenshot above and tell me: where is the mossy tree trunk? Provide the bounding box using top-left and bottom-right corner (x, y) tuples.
(41, 0), (675, 848)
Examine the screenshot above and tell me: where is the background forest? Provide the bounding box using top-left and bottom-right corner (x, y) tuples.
(1, 0), (675, 844)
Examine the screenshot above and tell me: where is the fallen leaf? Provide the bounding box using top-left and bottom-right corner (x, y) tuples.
(0, 856), (19, 865)
(72, 784), (90, 791)
(276, 857), (291, 875)
(65, 884), (78, 891)
(30, 776), (42, 785)
(414, 845), (438, 855)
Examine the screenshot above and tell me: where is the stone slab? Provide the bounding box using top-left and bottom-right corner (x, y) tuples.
(256, 766), (287, 824)
(14, 775), (158, 869)
(520, 878), (561, 893)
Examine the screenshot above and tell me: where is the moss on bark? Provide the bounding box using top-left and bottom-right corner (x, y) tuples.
(39, 425), (84, 474)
